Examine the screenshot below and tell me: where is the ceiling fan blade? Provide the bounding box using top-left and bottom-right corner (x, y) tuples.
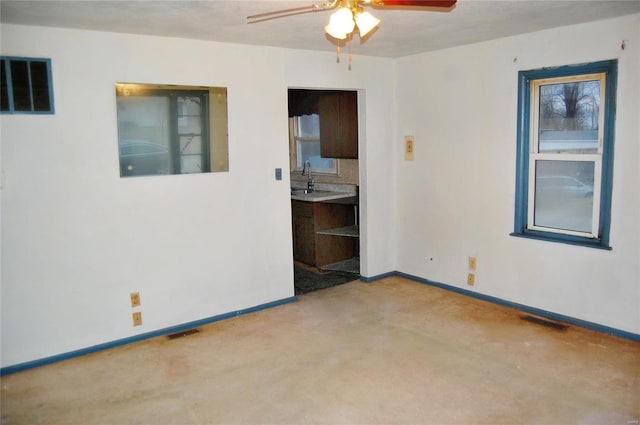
(371, 0), (456, 8)
(247, 9), (321, 24)
(247, 2), (336, 24)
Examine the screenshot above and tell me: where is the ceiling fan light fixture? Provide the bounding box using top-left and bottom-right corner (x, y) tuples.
(248, 0), (457, 69)
(325, 7), (355, 39)
(325, 26), (347, 39)
(354, 10), (380, 37)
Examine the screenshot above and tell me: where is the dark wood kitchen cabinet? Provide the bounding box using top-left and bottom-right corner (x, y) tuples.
(319, 91), (358, 159)
(292, 200), (357, 268)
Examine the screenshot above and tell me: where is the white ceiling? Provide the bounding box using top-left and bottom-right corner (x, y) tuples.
(1, 0), (639, 58)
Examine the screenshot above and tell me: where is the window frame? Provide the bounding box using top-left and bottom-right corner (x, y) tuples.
(512, 60), (617, 250)
(115, 85), (213, 177)
(290, 114), (338, 175)
(1, 56), (54, 114)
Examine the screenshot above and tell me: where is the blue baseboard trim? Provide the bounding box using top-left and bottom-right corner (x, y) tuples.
(4, 270), (638, 376)
(1, 296), (297, 376)
(393, 271), (640, 343)
(360, 271), (396, 282)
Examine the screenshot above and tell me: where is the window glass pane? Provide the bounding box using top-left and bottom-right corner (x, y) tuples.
(10, 61), (32, 111)
(179, 135), (202, 155)
(299, 114), (320, 137)
(177, 95), (206, 173)
(1, 59), (9, 111)
(116, 84), (226, 177)
(30, 61), (51, 111)
(294, 113), (336, 173)
(296, 140), (335, 170)
(538, 80), (600, 154)
(117, 96), (171, 176)
(180, 155), (203, 174)
(178, 116), (202, 132)
(178, 95), (201, 115)
(534, 160), (594, 233)
(1, 57), (53, 114)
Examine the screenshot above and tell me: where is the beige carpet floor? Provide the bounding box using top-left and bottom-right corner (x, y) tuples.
(1, 276), (639, 424)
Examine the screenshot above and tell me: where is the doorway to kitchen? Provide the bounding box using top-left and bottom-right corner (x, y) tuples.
(288, 88), (361, 295)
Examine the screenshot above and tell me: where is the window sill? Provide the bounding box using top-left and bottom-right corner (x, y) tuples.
(510, 231), (612, 251)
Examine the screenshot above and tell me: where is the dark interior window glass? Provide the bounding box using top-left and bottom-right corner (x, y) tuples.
(30, 61), (51, 111)
(0, 60), (9, 111)
(10, 60), (32, 111)
(1, 57), (54, 114)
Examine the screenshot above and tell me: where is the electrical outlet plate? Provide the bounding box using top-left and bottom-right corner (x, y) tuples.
(468, 256), (477, 271)
(132, 312), (142, 326)
(130, 292), (141, 308)
(404, 136), (415, 161)
(467, 273), (475, 286)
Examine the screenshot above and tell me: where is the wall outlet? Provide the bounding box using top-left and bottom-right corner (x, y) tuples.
(404, 136), (415, 161)
(468, 256), (477, 271)
(130, 292), (141, 308)
(132, 312), (142, 326)
(467, 273), (475, 286)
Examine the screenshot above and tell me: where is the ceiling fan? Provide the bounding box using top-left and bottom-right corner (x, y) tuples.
(247, 0), (457, 40)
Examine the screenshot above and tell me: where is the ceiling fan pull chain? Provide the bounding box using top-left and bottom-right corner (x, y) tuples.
(348, 39), (352, 71)
(336, 45), (341, 63)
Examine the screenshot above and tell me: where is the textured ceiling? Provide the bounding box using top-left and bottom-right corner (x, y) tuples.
(1, 0), (639, 58)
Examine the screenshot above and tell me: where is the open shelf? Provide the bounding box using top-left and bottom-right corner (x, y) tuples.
(317, 225), (359, 238)
(321, 257), (360, 274)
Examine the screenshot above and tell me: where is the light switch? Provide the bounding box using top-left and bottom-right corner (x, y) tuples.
(275, 168), (282, 181)
(404, 136), (415, 161)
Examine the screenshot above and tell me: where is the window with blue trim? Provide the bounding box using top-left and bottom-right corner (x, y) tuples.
(513, 60), (617, 249)
(1, 56), (54, 114)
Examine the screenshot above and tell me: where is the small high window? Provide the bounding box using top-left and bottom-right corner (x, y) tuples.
(1, 56), (54, 114)
(512, 60), (617, 249)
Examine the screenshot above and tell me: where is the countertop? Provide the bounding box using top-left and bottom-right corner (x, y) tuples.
(291, 190), (356, 203)
(290, 182), (358, 203)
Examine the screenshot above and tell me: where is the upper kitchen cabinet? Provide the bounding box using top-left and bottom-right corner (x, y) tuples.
(319, 91), (358, 159)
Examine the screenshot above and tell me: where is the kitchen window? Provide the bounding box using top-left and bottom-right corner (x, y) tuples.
(512, 60), (617, 249)
(290, 113), (337, 174)
(1, 56), (54, 114)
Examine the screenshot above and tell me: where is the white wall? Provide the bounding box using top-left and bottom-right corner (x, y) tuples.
(0, 25), (294, 367)
(395, 14), (640, 334)
(0, 25), (397, 367)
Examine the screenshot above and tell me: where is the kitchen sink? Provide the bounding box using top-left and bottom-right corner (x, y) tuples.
(291, 188), (332, 195)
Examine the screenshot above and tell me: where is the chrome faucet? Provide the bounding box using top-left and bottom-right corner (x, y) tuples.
(302, 160), (314, 193)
